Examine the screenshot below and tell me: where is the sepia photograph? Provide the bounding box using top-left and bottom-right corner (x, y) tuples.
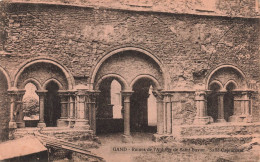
(0, 0), (259, 161)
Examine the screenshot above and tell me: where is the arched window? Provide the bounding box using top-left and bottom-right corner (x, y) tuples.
(207, 66), (251, 123)
(23, 83), (39, 127)
(207, 82), (221, 122)
(111, 80), (122, 119)
(224, 82), (236, 121)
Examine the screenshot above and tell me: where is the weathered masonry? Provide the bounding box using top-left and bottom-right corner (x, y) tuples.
(0, 0), (259, 142)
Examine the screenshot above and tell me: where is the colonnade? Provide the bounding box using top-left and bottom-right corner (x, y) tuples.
(193, 90), (253, 124)
(8, 88), (253, 138)
(8, 88), (100, 130)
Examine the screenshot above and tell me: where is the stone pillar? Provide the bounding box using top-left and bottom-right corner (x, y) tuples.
(230, 91), (252, 123)
(36, 90), (47, 127)
(193, 90), (210, 125)
(216, 91), (226, 123)
(74, 89), (90, 129)
(15, 90), (26, 128)
(57, 90), (69, 127)
(65, 91), (76, 128)
(121, 90), (133, 142)
(8, 89), (18, 129)
(89, 91), (100, 135)
(165, 94), (172, 134)
(152, 90), (164, 135)
(68, 91), (76, 119)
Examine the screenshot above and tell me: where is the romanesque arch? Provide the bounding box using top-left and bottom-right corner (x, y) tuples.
(14, 58), (75, 90)
(92, 47), (165, 136)
(11, 58), (75, 128)
(90, 47), (167, 90)
(206, 65), (251, 123)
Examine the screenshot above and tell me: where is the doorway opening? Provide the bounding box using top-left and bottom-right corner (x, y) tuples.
(44, 81), (61, 127)
(23, 83), (39, 127)
(131, 78), (157, 133)
(224, 82), (235, 121)
(96, 78), (124, 134)
(207, 82), (221, 122)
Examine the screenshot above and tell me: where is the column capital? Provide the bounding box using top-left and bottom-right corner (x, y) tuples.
(8, 89), (26, 95)
(36, 90), (48, 96)
(195, 90), (207, 100)
(217, 91), (226, 95)
(88, 90), (101, 96)
(58, 90), (71, 97)
(152, 90), (164, 101)
(121, 90), (134, 97)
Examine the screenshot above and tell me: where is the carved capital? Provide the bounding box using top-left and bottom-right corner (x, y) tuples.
(121, 90), (134, 97)
(36, 90), (48, 96)
(152, 90), (164, 101)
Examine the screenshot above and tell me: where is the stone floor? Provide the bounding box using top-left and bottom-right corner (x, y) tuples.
(87, 132), (260, 162)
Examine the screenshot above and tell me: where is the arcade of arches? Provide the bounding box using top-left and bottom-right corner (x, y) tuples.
(1, 51), (257, 141)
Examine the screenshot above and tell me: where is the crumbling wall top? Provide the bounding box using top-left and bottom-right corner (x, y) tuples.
(2, 0), (260, 18)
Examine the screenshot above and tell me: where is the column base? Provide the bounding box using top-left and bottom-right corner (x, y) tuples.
(9, 121), (17, 129)
(229, 115), (252, 123)
(74, 119), (90, 129)
(193, 116), (211, 125)
(57, 119), (68, 127)
(37, 122), (46, 128)
(216, 118), (226, 123)
(122, 134), (132, 143)
(16, 122), (25, 128)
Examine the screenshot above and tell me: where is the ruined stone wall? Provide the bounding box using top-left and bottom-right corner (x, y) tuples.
(0, 72), (9, 141)
(3, 4), (259, 87)
(0, 2), (258, 138)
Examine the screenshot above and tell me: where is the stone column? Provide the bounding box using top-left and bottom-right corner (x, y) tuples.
(74, 89), (89, 129)
(57, 90), (69, 127)
(216, 91), (226, 123)
(121, 90), (133, 142)
(193, 90), (210, 125)
(230, 91), (252, 123)
(152, 90), (164, 135)
(8, 89), (18, 129)
(89, 91), (100, 135)
(68, 91), (76, 119)
(164, 93), (172, 134)
(15, 90), (26, 128)
(36, 90), (47, 127)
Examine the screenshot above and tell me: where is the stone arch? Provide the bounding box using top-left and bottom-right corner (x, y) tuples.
(21, 78), (42, 90)
(14, 58), (75, 90)
(224, 80), (238, 90)
(208, 80), (223, 91)
(90, 47), (167, 90)
(95, 74), (129, 91)
(130, 74), (161, 90)
(0, 65), (11, 140)
(43, 78), (63, 90)
(206, 64), (247, 90)
(0, 66), (11, 89)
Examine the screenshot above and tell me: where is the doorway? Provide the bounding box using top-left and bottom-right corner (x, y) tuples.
(44, 81), (61, 127)
(130, 78), (157, 133)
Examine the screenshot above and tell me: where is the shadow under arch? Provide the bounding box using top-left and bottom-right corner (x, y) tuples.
(94, 74), (129, 91)
(90, 47), (167, 90)
(43, 78), (63, 90)
(130, 75), (160, 133)
(130, 74), (161, 91)
(205, 64), (248, 90)
(13, 58), (75, 90)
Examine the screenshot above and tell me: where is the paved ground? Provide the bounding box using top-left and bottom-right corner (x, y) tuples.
(88, 133), (260, 162)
